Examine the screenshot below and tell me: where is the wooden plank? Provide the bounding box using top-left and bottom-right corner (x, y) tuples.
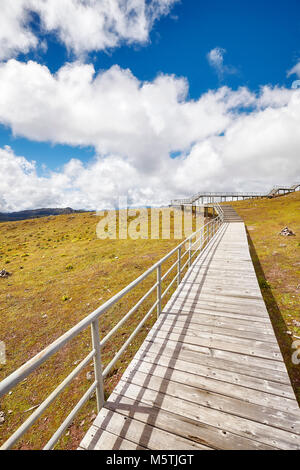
(158, 310), (275, 331)
(142, 336), (287, 373)
(80, 426), (146, 450)
(164, 299), (269, 317)
(135, 348), (295, 399)
(119, 367), (300, 426)
(155, 316), (278, 343)
(123, 358), (299, 415)
(161, 306), (271, 323)
(113, 381), (300, 450)
(91, 407), (212, 450)
(103, 394), (275, 450)
(145, 327), (282, 362)
(166, 293), (270, 311)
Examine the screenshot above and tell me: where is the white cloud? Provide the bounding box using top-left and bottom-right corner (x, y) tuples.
(0, 0), (178, 59)
(0, 2), (38, 60)
(287, 60), (300, 78)
(0, 60), (300, 212)
(0, 60), (251, 174)
(207, 47), (226, 72)
(207, 47), (237, 80)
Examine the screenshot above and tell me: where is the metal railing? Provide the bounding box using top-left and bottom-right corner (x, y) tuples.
(0, 206), (224, 450)
(171, 182), (300, 205)
(171, 191), (265, 205)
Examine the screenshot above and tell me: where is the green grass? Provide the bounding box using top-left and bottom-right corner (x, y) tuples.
(225, 192), (300, 404)
(0, 209), (198, 449)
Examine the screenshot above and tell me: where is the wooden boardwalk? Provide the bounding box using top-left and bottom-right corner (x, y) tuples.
(79, 222), (300, 450)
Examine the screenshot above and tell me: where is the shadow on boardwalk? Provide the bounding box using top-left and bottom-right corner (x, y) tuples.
(84, 226), (228, 450)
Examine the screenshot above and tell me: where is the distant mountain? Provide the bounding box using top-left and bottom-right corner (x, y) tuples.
(0, 207), (90, 222)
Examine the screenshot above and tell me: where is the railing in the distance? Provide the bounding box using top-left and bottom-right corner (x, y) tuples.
(0, 206), (224, 450)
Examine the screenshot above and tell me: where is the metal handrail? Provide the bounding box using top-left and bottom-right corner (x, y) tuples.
(171, 182), (300, 205)
(0, 210), (224, 450)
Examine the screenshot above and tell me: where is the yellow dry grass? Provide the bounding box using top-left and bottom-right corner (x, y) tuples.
(225, 192), (300, 403)
(0, 208), (200, 449)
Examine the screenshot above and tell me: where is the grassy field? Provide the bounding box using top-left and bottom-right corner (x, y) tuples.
(1, 194), (299, 450)
(0, 208), (200, 449)
(225, 192), (300, 404)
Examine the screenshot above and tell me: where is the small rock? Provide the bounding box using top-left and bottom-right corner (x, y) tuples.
(86, 371), (94, 381)
(279, 227), (295, 236)
(0, 411), (5, 424)
(90, 412), (97, 422)
(41, 314), (47, 319)
(0, 269), (11, 278)
(279, 244), (287, 247)
(292, 320), (300, 328)
(272, 251), (278, 256)
(286, 331), (292, 335)
(80, 420), (85, 427)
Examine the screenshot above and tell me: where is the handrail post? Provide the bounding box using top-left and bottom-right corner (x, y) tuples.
(157, 264), (162, 318)
(177, 246), (181, 287)
(188, 238), (192, 268)
(91, 320), (105, 412)
(177, 246), (181, 286)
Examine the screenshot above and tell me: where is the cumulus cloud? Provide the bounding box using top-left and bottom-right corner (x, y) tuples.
(0, 60), (253, 174)
(0, 0), (178, 59)
(0, 2), (38, 60)
(207, 47), (237, 80)
(0, 60), (300, 212)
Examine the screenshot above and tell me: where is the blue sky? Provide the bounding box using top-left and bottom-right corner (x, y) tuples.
(0, 1), (300, 211)
(1, 0), (300, 171)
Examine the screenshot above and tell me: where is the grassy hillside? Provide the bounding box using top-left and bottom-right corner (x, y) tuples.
(225, 192), (300, 403)
(0, 209), (198, 449)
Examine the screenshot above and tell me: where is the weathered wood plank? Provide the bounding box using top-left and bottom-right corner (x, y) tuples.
(155, 316), (278, 343)
(137, 335), (291, 383)
(92, 408), (212, 450)
(80, 426), (146, 450)
(158, 311), (275, 331)
(103, 394), (276, 450)
(117, 368), (300, 427)
(145, 328), (282, 362)
(122, 358), (299, 416)
(134, 348), (295, 399)
(113, 381), (300, 450)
